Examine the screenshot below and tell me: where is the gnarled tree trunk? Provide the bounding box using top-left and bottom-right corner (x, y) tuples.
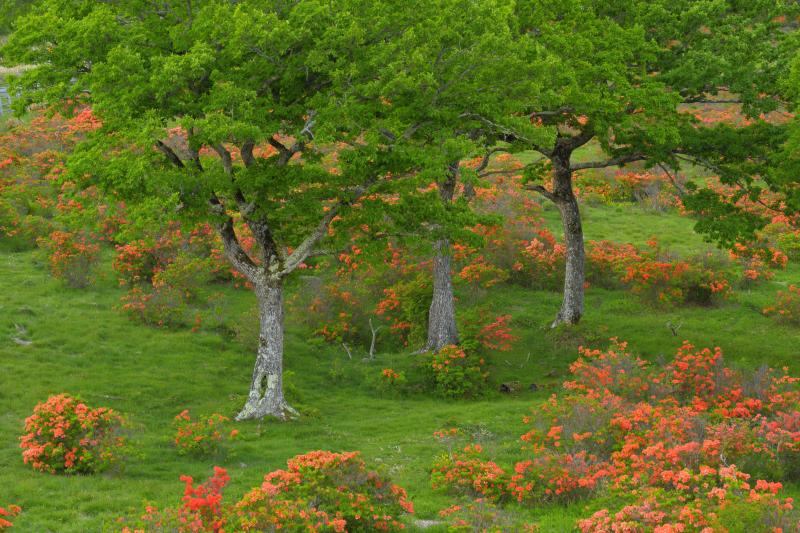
(424, 238), (459, 351)
(236, 277), (298, 421)
(551, 163), (585, 328)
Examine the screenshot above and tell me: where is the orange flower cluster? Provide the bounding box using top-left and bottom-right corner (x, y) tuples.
(764, 285), (800, 325)
(0, 505), (21, 531)
(431, 339), (800, 530)
(428, 345), (488, 398)
(37, 230), (100, 288)
(19, 394), (127, 474)
(173, 410), (238, 457)
(587, 239), (733, 306)
(475, 314), (518, 352)
(122, 452), (414, 532)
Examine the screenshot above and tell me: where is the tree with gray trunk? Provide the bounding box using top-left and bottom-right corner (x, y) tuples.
(2, 0), (410, 420)
(361, 0), (530, 351)
(488, 0), (794, 327)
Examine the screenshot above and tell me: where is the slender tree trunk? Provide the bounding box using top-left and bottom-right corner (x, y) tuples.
(424, 238), (459, 351)
(236, 277), (297, 421)
(551, 165), (585, 327)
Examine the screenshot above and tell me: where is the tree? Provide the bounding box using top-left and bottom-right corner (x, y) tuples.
(0, 0), (35, 35)
(493, 0), (794, 326)
(498, 0), (683, 326)
(355, 0), (531, 351)
(2, 0), (406, 420)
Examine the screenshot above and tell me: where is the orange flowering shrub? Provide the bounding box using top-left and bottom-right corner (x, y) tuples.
(431, 339), (800, 530)
(173, 410), (238, 457)
(425, 345), (489, 399)
(473, 314), (518, 352)
(586, 239), (733, 306)
(0, 505), (21, 531)
(118, 285), (189, 328)
(120, 466), (230, 532)
(37, 230), (100, 288)
(121, 452), (414, 532)
(764, 285), (800, 325)
(293, 242), (430, 349)
(611, 170), (678, 210)
(377, 368), (407, 395)
(438, 499), (539, 532)
(19, 394), (127, 474)
(233, 451), (413, 531)
(431, 444), (509, 501)
(0, 107), (102, 251)
(728, 240), (788, 284)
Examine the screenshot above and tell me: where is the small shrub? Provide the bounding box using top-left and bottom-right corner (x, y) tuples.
(19, 394), (127, 474)
(37, 230), (100, 288)
(431, 444), (509, 501)
(439, 499), (539, 532)
(425, 345), (489, 399)
(118, 285), (189, 327)
(377, 368), (407, 395)
(120, 466), (230, 532)
(0, 505), (21, 531)
(121, 451), (414, 532)
(173, 410), (238, 457)
(764, 285), (800, 325)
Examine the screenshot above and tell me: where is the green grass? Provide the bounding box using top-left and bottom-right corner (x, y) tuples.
(2, 202), (800, 531)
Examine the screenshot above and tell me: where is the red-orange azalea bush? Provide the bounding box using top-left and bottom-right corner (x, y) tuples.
(431, 339), (800, 530)
(0, 505), (21, 531)
(120, 451), (414, 532)
(173, 410), (238, 457)
(120, 465), (230, 532)
(438, 499), (539, 532)
(764, 285), (800, 325)
(20, 394), (127, 474)
(37, 230), (100, 288)
(425, 345), (489, 399)
(587, 239), (733, 306)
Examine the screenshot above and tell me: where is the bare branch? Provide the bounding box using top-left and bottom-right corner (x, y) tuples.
(280, 179), (377, 276)
(299, 111), (317, 140)
(475, 147), (509, 174)
(657, 163), (687, 197)
(212, 143), (234, 175)
(214, 211), (261, 285)
(155, 140), (185, 168)
(368, 318), (382, 361)
(241, 140), (256, 168)
(525, 184), (556, 202)
(570, 153), (646, 171)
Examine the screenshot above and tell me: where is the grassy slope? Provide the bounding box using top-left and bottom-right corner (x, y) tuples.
(2, 198), (800, 531)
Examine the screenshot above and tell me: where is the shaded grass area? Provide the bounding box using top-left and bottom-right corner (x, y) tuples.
(1, 201), (800, 531)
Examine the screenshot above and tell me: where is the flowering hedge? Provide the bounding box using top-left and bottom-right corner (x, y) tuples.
(431, 339), (800, 530)
(120, 451), (414, 532)
(19, 394), (127, 474)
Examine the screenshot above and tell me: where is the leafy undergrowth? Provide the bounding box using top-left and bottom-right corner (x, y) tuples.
(2, 201), (800, 531)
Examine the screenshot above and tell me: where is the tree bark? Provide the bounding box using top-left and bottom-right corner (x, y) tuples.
(551, 165), (585, 327)
(235, 278), (298, 421)
(424, 238), (459, 351)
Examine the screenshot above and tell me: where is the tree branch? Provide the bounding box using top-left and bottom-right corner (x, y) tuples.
(570, 153), (646, 171)
(524, 184), (556, 202)
(211, 202), (261, 285)
(280, 178), (377, 276)
(155, 140), (185, 168)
